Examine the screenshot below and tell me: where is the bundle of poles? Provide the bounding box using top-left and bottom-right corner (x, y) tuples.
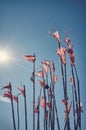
(1, 30), (82, 130)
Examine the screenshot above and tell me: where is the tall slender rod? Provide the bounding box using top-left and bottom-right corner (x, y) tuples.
(24, 85), (28, 130)
(10, 83), (16, 130)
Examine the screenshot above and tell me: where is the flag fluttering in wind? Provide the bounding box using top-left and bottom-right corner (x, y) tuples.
(66, 45), (75, 65)
(65, 37), (70, 46)
(3, 90), (12, 99)
(1, 83), (11, 90)
(37, 71), (44, 78)
(13, 95), (18, 102)
(70, 77), (74, 85)
(49, 31), (60, 44)
(50, 62), (55, 72)
(18, 87), (25, 97)
(38, 80), (46, 88)
(62, 99), (68, 105)
(40, 96), (51, 109)
(41, 60), (50, 67)
(53, 74), (58, 83)
(40, 96), (46, 109)
(56, 47), (66, 65)
(24, 55), (36, 62)
(43, 64), (48, 74)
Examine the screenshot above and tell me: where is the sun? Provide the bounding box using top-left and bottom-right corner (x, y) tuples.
(0, 50), (10, 63)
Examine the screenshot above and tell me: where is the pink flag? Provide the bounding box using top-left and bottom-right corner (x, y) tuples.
(62, 99), (68, 105)
(67, 45), (75, 65)
(13, 95), (18, 102)
(2, 83), (11, 90)
(18, 87), (25, 97)
(67, 105), (71, 114)
(69, 77), (73, 85)
(65, 37), (70, 46)
(41, 60), (50, 67)
(80, 102), (83, 112)
(56, 47), (66, 65)
(50, 62), (55, 72)
(53, 74), (58, 83)
(43, 64), (48, 74)
(70, 53), (75, 65)
(40, 96), (46, 109)
(37, 71), (44, 78)
(24, 55), (36, 62)
(38, 80), (46, 88)
(49, 31), (60, 44)
(3, 91), (12, 99)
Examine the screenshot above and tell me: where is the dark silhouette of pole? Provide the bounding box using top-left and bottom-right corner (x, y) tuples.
(23, 85), (28, 130)
(71, 65), (79, 129)
(71, 82), (77, 130)
(58, 43), (71, 130)
(33, 53), (36, 130)
(74, 65), (81, 130)
(17, 95), (20, 130)
(37, 88), (42, 130)
(10, 83), (16, 130)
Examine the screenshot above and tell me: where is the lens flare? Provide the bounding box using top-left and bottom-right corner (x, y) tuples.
(0, 50), (10, 63)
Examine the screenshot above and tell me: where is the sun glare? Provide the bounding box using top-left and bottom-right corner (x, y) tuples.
(0, 50), (10, 63)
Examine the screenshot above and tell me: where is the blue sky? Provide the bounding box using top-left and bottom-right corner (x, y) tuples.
(0, 0), (86, 130)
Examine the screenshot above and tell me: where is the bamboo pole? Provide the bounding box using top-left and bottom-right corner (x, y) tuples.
(58, 43), (71, 130)
(10, 83), (16, 130)
(23, 85), (28, 130)
(74, 65), (81, 130)
(33, 53), (36, 130)
(17, 95), (20, 130)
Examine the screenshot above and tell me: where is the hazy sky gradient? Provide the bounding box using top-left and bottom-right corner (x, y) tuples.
(0, 0), (86, 130)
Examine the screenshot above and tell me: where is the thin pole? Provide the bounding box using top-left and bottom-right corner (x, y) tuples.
(54, 95), (60, 130)
(43, 71), (47, 130)
(74, 65), (81, 130)
(71, 83), (77, 130)
(17, 95), (20, 130)
(10, 83), (16, 130)
(37, 88), (42, 130)
(58, 43), (70, 130)
(33, 53), (35, 130)
(24, 85), (28, 130)
(64, 63), (71, 130)
(71, 65), (78, 129)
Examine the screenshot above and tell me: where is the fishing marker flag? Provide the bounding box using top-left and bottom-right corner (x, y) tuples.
(24, 55), (36, 62)
(65, 37), (70, 46)
(3, 90), (12, 99)
(41, 60), (50, 67)
(50, 62), (55, 72)
(53, 74), (58, 83)
(37, 71), (44, 78)
(40, 96), (46, 109)
(49, 31), (60, 44)
(13, 95), (18, 102)
(67, 45), (75, 65)
(38, 80), (46, 88)
(56, 47), (66, 65)
(43, 64), (48, 74)
(18, 87), (25, 97)
(1, 83), (11, 90)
